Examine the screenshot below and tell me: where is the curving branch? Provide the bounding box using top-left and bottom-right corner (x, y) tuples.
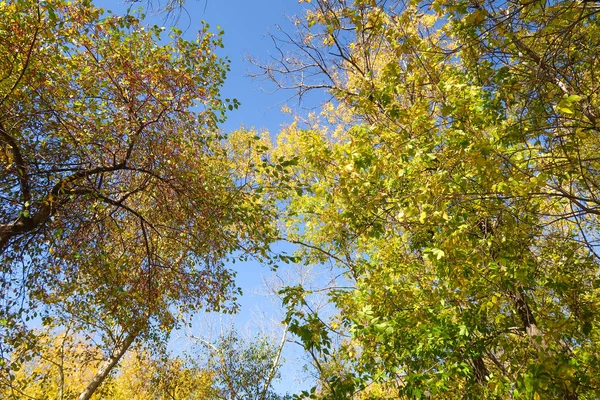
(0, 122), (31, 206)
(0, 162), (128, 254)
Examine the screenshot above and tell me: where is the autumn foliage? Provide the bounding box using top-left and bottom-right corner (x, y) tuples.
(2, 0), (600, 399)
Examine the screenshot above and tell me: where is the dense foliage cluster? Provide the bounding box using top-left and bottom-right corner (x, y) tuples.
(265, 0), (600, 398)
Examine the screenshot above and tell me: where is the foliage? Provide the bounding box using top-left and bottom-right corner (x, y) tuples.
(262, 0), (600, 398)
(0, 0), (274, 397)
(0, 328), (216, 400)
(108, 348), (217, 400)
(0, 329), (107, 399)
(197, 328), (288, 400)
(0, 326), (292, 400)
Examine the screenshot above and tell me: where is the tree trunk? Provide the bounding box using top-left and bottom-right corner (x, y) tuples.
(78, 330), (138, 400)
(471, 355), (489, 384)
(509, 288), (547, 350)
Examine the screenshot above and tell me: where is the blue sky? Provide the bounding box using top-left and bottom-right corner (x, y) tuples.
(98, 0), (319, 394)
(167, 0), (307, 133)
(170, 2), (322, 393)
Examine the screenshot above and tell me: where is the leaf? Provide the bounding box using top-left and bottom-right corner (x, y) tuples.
(431, 248), (445, 260)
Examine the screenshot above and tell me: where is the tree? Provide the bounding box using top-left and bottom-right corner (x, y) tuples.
(261, 0), (600, 398)
(108, 348), (217, 400)
(194, 328), (288, 400)
(0, 327), (291, 400)
(0, 328), (216, 400)
(0, 1), (274, 398)
(0, 328), (109, 400)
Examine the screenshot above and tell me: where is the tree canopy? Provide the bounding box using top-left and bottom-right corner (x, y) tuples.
(0, 0), (274, 398)
(263, 0), (600, 398)
(2, 0), (600, 398)
(1, 327), (287, 400)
